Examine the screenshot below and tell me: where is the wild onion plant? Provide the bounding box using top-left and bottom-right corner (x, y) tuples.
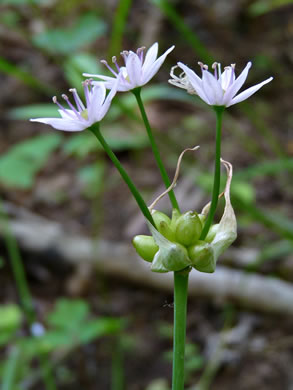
(31, 42), (272, 390)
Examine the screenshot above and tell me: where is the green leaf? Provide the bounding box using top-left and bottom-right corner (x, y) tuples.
(0, 305), (22, 346)
(47, 299), (89, 330)
(63, 132), (97, 158)
(0, 304), (22, 331)
(78, 162), (105, 199)
(32, 14), (107, 54)
(9, 104), (59, 120)
(78, 318), (123, 343)
(63, 53), (104, 92)
(248, 0), (293, 16)
(235, 158), (293, 181)
(0, 133), (62, 189)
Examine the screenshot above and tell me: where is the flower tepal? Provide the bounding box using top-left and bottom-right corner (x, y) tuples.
(169, 61), (273, 107)
(83, 42), (175, 92)
(30, 80), (118, 131)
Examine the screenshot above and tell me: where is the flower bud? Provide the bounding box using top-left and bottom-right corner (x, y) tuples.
(133, 235), (158, 262)
(152, 210), (175, 241)
(188, 241), (216, 273)
(205, 223), (219, 243)
(175, 211), (202, 246)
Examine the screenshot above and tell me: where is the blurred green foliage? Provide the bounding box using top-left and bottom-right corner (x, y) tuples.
(78, 162), (105, 199)
(248, 0), (293, 16)
(63, 53), (104, 93)
(0, 304), (22, 346)
(32, 14), (107, 55)
(0, 299), (123, 388)
(0, 133), (62, 189)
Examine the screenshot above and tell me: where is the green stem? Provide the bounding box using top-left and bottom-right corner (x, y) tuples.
(89, 123), (155, 227)
(132, 88), (180, 212)
(200, 107), (224, 240)
(172, 270), (189, 390)
(109, 0), (133, 57)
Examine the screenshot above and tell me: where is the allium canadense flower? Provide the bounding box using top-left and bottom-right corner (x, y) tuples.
(30, 80), (118, 131)
(83, 42), (175, 92)
(169, 61), (273, 107)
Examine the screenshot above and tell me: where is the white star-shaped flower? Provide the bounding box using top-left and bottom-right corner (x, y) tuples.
(83, 42), (175, 92)
(30, 80), (118, 131)
(169, 61), (273, 107)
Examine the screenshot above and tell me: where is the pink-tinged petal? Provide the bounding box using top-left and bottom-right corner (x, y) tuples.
(220, 67), (234, 91)
(177, 62), (210, 104)
(227, 77), (273, 107)
(30, 118), (85, 131)
(143, 45), (175, 84)
(58, 109), (75, 119)
(222, 62), (252, 106)
(96, 76), (119, 121)
(141, 42), (158, 72)
(125, 52), (142, 87)
(83, 73), (117, 82)
(92, 80), (129, 92)
(88, 84), (106, 120)
(202, 70), (224, 105)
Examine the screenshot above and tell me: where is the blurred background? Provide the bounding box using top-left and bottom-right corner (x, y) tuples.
(0, 0), (293, 389)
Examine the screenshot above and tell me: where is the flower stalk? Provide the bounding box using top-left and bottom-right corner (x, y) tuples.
(132, 87), (180, 212)
(89, 122), (155, 227)
(200, 106), (224, 240)
(172, 269), (189, 390)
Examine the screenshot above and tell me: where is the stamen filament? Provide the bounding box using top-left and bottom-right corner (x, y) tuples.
(52, 96), (75, 119)
(217, 63), (222, 79)
(101, 60), (118, 76)
(69, 88), (85, 112)
(120, 51), (129, 64)
(112, 56), (121, 72)
(212, 62), (218, 79)
(82, 81), (91, 108)
(137, 46), (146, 62)
(62, 94), (83, 120)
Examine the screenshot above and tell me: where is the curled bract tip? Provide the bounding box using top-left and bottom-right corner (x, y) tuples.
(148, 145), (200, 211)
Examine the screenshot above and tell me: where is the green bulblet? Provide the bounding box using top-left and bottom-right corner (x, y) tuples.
(152, 210), (171, 227)
(132, 235), (159, 262)
(152, 210), (175, 241)
(152, 241), (190, 272)
(205, 223), (220, 243)
(175, 211), (202, 246)
(198, 213), (206, 226)
(188, 241), (216, 273)
(170, 208), (181, 231)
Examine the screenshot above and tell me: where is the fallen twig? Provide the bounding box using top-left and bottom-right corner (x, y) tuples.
(1, 202), (293, 315)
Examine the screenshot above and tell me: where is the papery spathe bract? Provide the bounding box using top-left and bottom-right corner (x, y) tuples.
(30, 80), (118, 131)
(83, 42), (175, 92)
(169, 61), (273, 107)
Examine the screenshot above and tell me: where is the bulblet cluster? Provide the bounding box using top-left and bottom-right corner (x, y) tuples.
(133, 209), (220, 274)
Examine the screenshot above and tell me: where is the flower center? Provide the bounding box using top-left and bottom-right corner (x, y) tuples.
(81, 109), (88, 120)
